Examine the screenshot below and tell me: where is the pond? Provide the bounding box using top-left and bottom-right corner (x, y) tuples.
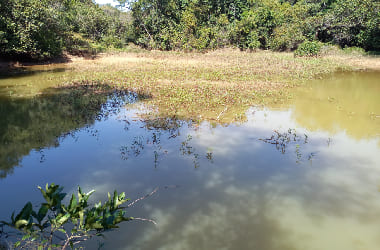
(0, 68), (379, 250)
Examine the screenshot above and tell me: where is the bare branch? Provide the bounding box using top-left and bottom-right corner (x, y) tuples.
(126, 185), (179, 208)
(127, 187), (159, 208)
(132, 217), (157, 226)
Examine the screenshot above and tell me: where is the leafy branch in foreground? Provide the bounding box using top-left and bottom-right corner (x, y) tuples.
(0, 183), (157, 249)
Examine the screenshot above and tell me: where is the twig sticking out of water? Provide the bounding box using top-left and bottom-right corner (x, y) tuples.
(127, 187), (159, 208)
(132, 217), (157, 226)
(127, 185), (179, 226)
(127, 185), (179, 208)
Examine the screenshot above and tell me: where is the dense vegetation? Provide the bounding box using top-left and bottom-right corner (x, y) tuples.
(0, 0), (379, 59)
(127, 0), (379, 51)
(0, 0), (130, 59)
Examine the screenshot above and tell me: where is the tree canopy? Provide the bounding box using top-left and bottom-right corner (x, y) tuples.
(127, 0), (379, 51)
(0, 0), (379, 59)
(0, 0), (131, 59)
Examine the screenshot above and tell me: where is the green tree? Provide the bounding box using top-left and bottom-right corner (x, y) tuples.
(318, 0), (380, 50)
(0, 0), (131, 60)
(0, 0), (66, 59)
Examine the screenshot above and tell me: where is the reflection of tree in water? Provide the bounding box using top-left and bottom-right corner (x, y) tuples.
(259, 129), (316, 164)
(0, 84), (138, 178)
(120, 118), (213, 168)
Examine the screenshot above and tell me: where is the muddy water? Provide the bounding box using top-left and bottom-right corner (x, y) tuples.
(0, 69), (379, 250)
(0, 65), (73, 97)
(291, 71), (380, 139)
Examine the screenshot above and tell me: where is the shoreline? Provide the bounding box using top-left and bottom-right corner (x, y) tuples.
(1, 49), (379, 123)
(1, 49), (380, 72)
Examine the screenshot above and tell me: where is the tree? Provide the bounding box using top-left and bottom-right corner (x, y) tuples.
(0, 0), (66, 59)
(318, 0), (380, 50)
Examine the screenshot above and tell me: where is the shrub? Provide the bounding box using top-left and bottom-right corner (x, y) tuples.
(342, 46), (366, 56)
(269, 24), (305, 51)
(294, 40), (323, 57)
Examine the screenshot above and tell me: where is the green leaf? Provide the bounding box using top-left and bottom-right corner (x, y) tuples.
(14, 241), (21, 247)
(36, 205), (48, 223)
(38, 185), (49, 202)
(78, 186), (83, 201)
(15, 202), (33, 222)
(57, 213), (70, 225)
(22, 234), (31, 240)
(11, 211), (15, 223)
(86, 189), (95, 197)
(15, 219), (29, 229)
(79, 210), (84, 228)
(69, 194), (77, 211)
(113, 190), (118, 209)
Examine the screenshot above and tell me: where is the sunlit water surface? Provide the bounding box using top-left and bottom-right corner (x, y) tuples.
(0, 69), (379, 250)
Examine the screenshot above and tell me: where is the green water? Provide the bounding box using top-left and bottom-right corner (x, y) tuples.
(291, 71), (380, 139)
(0, 69), (379, 250)
(0, 65), (73, 97)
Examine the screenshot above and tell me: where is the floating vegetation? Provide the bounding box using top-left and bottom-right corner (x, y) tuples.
(259, 129), (317, 164)
(119, 118), (213, 168)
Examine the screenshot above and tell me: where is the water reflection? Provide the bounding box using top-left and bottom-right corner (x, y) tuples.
(79, 108), (380, 250)
(0, 84), (137, 178)
(0, 71), (379, 250)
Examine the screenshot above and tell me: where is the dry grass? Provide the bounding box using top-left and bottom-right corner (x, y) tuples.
(326, 55), (380, 71)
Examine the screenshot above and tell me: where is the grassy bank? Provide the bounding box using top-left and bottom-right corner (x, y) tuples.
(61, 49), (348, 123)
(7, 49), (379, 123)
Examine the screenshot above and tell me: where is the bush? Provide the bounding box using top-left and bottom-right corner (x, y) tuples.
(269, 24), (305, 51)
(294, 41), (323, 57)
(101, 35), (124, 49)
(342, 46), (366, 56)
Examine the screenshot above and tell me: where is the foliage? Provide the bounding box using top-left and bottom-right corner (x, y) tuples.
(317, 0), (380, 51)
(1, 0), (378, 57)
(127, 0), (379, 52)
(0, 0), (131, 60)
(341, 46), (366, 56)
(0, 0), (66, 59)
(269, 24), (305, 51)
(294, 40), (323, 57)
(0, 183), (133, 249)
